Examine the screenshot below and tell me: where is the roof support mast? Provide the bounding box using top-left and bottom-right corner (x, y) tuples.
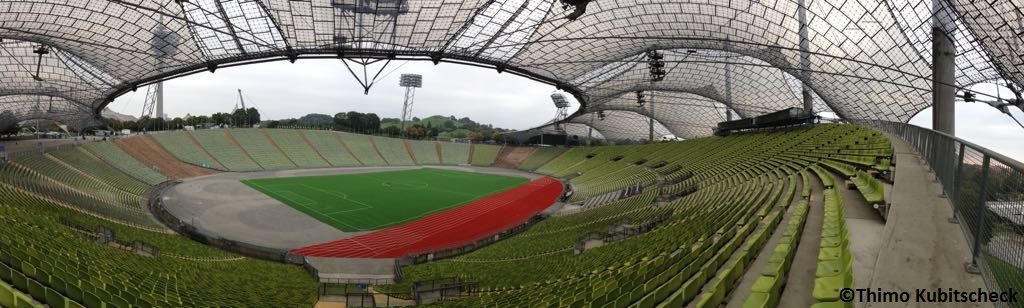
(798, 0), (814, 117)
(932, 0), (956, 135)
(725, 43), (734, 121)
(238, 89), (248, 127)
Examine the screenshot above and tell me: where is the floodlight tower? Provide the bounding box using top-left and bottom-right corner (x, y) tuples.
(551, 94), (571, 129)
(399, 74), (423, 137)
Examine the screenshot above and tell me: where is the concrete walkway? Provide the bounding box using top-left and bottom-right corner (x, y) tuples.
(864, 135), (986, 308)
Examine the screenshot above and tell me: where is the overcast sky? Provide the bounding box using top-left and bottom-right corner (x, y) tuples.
(106, 59), (576, 131)
(106, 59), (1024, 162)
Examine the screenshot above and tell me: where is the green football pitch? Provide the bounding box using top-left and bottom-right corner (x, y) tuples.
(241, 168), (529, 231)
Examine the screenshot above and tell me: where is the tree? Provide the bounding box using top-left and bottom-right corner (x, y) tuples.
(468, 131), (482, 141)
(346, 111), (366, 132)
(231, 107), (259, 127)
(231, 109), (247, 127)
(246, 107), (261, 124)
(382, 126), (401, 137)
(1, 123), (19, 137)
(364, 113), (380, 133)
(298, 113), (333, 127)
(333, 112), (348, 130)
(211, 112), (230, 125)
(443, 120), (455, 130)
(406, 124), (426, 139)
(412, 117), (421, 122)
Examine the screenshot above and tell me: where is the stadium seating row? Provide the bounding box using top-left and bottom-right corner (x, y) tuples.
(811, 189), (855, 307)
(408, 140), (441, 165)
(470, 144), (502, 166)
(148, 132), (225, 170)
(264, 129), (330, 168)
(440, 142), (471, 165)
(188, 130), (262, 171)
(518, 147), (567, 171)
(0, 124), (891, 307)
(228, 129), (296, 170)
(378, 124), (889, 306)
(338, 132), (388, 166)
(302, 130), (363, 167)
(81, 143), (169, 185)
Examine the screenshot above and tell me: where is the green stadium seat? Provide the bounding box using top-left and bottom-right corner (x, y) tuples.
(44, 287), (66, 308)
(851, 170), (885, 205)
(15, 292), (42, 308)
(1, 280), (14, 308)
(26, 279), (45, 302)
(741, 292), (771, 308)
(812, 270), (854, 302)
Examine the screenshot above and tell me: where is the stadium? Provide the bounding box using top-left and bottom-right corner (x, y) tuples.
(0, 0), (1023, 307)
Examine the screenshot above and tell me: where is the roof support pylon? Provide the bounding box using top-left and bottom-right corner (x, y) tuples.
(932, 0), (956, 135)
(798, 0), (814, 117)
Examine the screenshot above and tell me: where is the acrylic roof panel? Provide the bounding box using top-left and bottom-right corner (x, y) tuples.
(0, 0), (1020, 132)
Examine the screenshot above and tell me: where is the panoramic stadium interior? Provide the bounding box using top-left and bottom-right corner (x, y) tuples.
(1, 0), (1024, 307)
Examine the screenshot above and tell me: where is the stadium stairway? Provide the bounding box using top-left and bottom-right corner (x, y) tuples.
(112, 135), (218, 180)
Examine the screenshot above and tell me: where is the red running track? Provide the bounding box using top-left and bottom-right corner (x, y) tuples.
(291, 177), (564, 258)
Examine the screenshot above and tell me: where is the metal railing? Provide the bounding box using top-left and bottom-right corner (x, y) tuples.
(855, 120), (1024, 302)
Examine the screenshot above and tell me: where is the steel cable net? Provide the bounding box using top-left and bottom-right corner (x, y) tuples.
(586, 91), (725, 139)
(526, 121), (605, 139)
(0, 95), (99, 130)
(0, 0), (1021, 131)
(563, 110), (672, 141)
